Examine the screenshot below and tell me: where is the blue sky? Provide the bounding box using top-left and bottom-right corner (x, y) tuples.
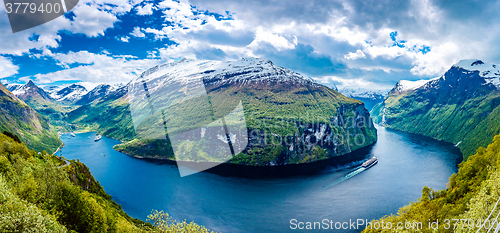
(1, 0), (500, 92)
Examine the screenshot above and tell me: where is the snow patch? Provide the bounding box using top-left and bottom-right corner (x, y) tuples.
(393, 80), (429, 93)
(135, 58), (318, 90)
(338, 88), (388, 100)
(5, 83), (22, 93)
(453, 59), (500, 89)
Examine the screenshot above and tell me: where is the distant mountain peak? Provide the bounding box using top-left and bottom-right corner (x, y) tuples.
(338, 88), (387, 99)
(452, 59), (499, 76)
(75, 83), (119, 105)
(52, 84), (87, 103)
(451, 59), (500, 89)
(139, 58), (317, 89)
(390, 79), (430, 94)
(10, 80), (53, 101)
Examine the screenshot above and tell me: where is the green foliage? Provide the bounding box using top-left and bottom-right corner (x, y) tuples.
(66, 98), (136, 141)
(2, 131), (21, 143)
(69, 83), (377, 165)
(363, 134), (500, 233)
(0, 176), (66, 232)
(0, 85), (62, 153)
(147, 210), (214, 233)
(0, 131), (201, 233)
(54, 182), (109, 233)
(371, 89), (500, 160)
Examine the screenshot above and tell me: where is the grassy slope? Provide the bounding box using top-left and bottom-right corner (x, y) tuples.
(0, 132), (214, 232)
(66, 93), (136, 140)
(0, 84), (61, 153)
(363, 134), (500, 233)
(372, 91), (500, 159)
(0, 132), (153, 232)
(23, 97), (79, 129)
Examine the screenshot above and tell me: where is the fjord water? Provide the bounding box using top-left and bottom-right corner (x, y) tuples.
(60, 126), (461, 232)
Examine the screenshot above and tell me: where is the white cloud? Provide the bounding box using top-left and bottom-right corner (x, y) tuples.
(248, 28), (296, 51)
(158, 0), (196, 24)
(136, 3), (154, 15)
(147, 0), (252, 59)
(144, 28), (168, 40)
(0, 0), (134, 55)
(120, 36), (130, 42)
(175, 0), (500, 88)
(344, 49), (366, 60)
(65, 3), (119, 37)
(4, 0), (500, 92)
(131, 27), (146, 37)
(313, 76), (393, 92)
(0, 56), (19, 79)
(34, 51), (163, 86)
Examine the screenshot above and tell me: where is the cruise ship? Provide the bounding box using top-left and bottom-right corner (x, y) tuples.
(70, 132), (76, 137)
(362, 157), (378, 168)
(94, 135), (102, 141)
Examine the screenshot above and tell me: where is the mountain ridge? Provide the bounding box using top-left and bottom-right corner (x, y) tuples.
(0, 83), (61, 153)
(68, 58), (377, 166)
(371, 59), (500, 159)
(75, 83), (121, 105)
(338, 88), (387, 111)
(51, 84), (87, 103)
(8, 80), (54, 101)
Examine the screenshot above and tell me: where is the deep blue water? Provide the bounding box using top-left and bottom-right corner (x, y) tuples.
(59, 126), (462, 232)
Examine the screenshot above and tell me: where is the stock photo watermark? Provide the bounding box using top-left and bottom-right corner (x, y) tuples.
(4, 0), (79, 33)
(290, 218), (500, 231)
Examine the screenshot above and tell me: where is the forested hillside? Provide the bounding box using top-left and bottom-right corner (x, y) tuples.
(67, 58), (377, 166)
(364, 134), (500, 232)
(0, 83), (61, 153)
(0, 132), (213, 232)
(371, 60), (500, 159)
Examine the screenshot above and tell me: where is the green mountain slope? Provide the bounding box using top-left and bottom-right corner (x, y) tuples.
(0, 131), (213, 232)
(0, 83), (61, 153)
(371, 60), (500, 159)
(67, 58), (377, 165)
(364, 134), (500, 233)
(13, 81), (78, 126)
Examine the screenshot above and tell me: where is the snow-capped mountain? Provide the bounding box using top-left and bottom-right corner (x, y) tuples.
(41, 85), (62, 93)
(51, 84), (87, 103)
(371, 59), (500, 158)
(135, 57), (318, 89)
(390, 59), (500, 95)
(338, 88), (387, 110)
(75, 83), (121, 105)
(6, 80), (53, 101)
(452, 59), (500, 89)
(389, 79), (431, 94)
(0, 83), (61, 152)
(338, 88), (387, 100)
(70, 57), (377, 166)
(5, 81), (89, 104)
(4, 83), (23, 93)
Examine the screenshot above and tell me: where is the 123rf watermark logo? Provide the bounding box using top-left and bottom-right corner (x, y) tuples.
(4, 0), (79, 33)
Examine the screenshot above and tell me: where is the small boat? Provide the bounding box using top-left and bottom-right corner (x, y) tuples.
(101, 154), (105, 156)
(362, 157), (378, 168)
(70, 132), (76, 137)
(94, 135), (102, 141)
